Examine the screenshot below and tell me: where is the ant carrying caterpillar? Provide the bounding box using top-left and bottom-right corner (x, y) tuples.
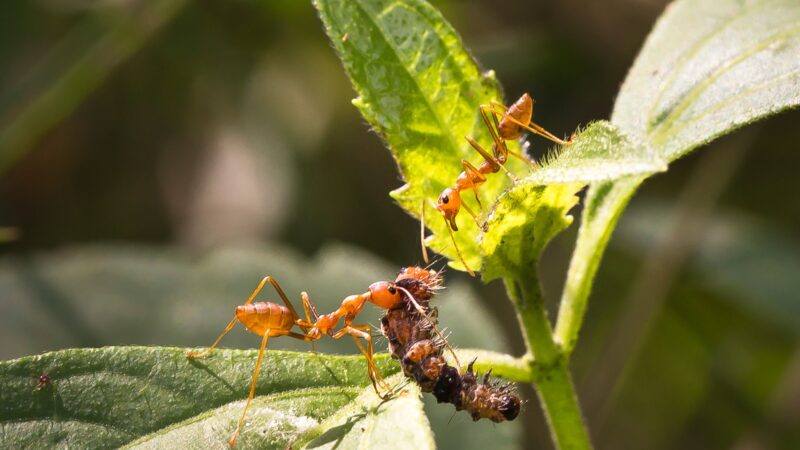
(382, 266), (521, 422)
(187, 267), (457, 447)
(424, 93), (574, 275)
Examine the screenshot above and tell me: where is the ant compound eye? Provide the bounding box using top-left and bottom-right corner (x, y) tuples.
(369, 281), (402, 308)
(438, 188), (460, 212)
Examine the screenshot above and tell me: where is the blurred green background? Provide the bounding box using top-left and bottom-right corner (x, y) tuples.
(1, 1), (798, 449)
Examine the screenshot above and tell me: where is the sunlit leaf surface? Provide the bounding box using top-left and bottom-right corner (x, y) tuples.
(0, 347), (401, 449)
(315, 0), (662, 275)
(481, 183), (581, 282)
(558, 0), (800, 350)
(314, 0), (527, 271)
(295, 374), (434, 450)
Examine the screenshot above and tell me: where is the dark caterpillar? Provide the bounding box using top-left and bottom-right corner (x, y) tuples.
(382, 267), (521, 422)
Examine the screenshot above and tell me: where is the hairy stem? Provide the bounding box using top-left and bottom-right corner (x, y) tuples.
(554, 177), (643, 354)
(504, 275), (592, 450)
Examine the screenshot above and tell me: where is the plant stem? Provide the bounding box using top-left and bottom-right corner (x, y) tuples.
(505, 275), (592, 450)
(554, 177), (643, 354)
(453, 349), (534, 383)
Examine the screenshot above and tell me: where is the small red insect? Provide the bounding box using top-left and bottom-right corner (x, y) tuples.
(188, 267), (452, 448)
(423, 93), (573, 275)
(34, 373), (52, 391)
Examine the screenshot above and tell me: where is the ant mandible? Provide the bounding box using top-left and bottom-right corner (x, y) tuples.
(187, 270), (452, 448)
(423, 93), (574, 275)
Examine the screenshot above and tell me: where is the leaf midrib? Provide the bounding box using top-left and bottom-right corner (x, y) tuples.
(643, 0), (778, 128)
(351, 0), (464, 161)
(649, 23), (800, 152)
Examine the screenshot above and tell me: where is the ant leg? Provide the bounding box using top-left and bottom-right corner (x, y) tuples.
(229, 329), (275, 448)
(420, 199), (430, 264)
(246, 276), (271, 305)
(352, 334), (391, 394)
(460, 201), (484, 231)
(299, 292), (319, 323)
(508, 149), (539, 168)
(464, 136), (501, 173)
(331, 326), (382, 382)
(465, 136), (517, 182)
(484, 104), (571, 146)
(261, 276), (308, 332)
(505, 114), (572, 146)
(479, 106), (511, 162)
(472, 187), (483, 212)
(355, 327), (392, 395)
(444, 217), (476, 277)
(459, 159), (487, 218)
(188, 276), (273, 359)
(490, 99), (511, 110)
(483, 104), (538, 169)
(333, 325), (390, 397)
(460, 159), (488, 202)
(226, 330), (312, 447)
(300, 292), (318, 352)
(187, 316), (238, 359)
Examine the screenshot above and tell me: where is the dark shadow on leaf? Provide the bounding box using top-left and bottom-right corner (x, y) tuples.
(316, 357), (346, 384)
(186, 358), (237, 393)
(304, 412), (366, 449)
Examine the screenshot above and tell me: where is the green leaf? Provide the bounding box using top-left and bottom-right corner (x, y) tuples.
(314, 1), (663, 274)
(556, 0), (800, 352)
(295, 374), (434, 450)
(125, 389), (358, 449)
(481, 183), (581, 282)
(523, 121), (665, 185)
(313, 0), (530, 271)
(612, 0), (800, 160)
(0, 347), (400, 449)
(480, 121), (664, 282)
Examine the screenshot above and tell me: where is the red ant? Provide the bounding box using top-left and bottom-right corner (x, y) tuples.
(188, 268), (454, 448)
(423, 93), (573, 275)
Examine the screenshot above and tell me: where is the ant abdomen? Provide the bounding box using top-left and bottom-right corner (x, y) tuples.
(498, 93), (534, 140)
(235, 302), (295, 336)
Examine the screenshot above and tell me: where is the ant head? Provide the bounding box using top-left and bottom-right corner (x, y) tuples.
(368, 281), (403, 309)
(437, 188), (461, 231)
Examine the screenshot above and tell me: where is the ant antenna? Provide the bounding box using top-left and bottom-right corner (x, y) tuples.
(425, 255), (447, 272)
(444, 220), (476, 277)
(460, 201), (485, 231)
(420, 199), (430, 264)
(397, 286), (462, 370)
(447, 410), (459, 425)
(426, 198), (476, 277)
